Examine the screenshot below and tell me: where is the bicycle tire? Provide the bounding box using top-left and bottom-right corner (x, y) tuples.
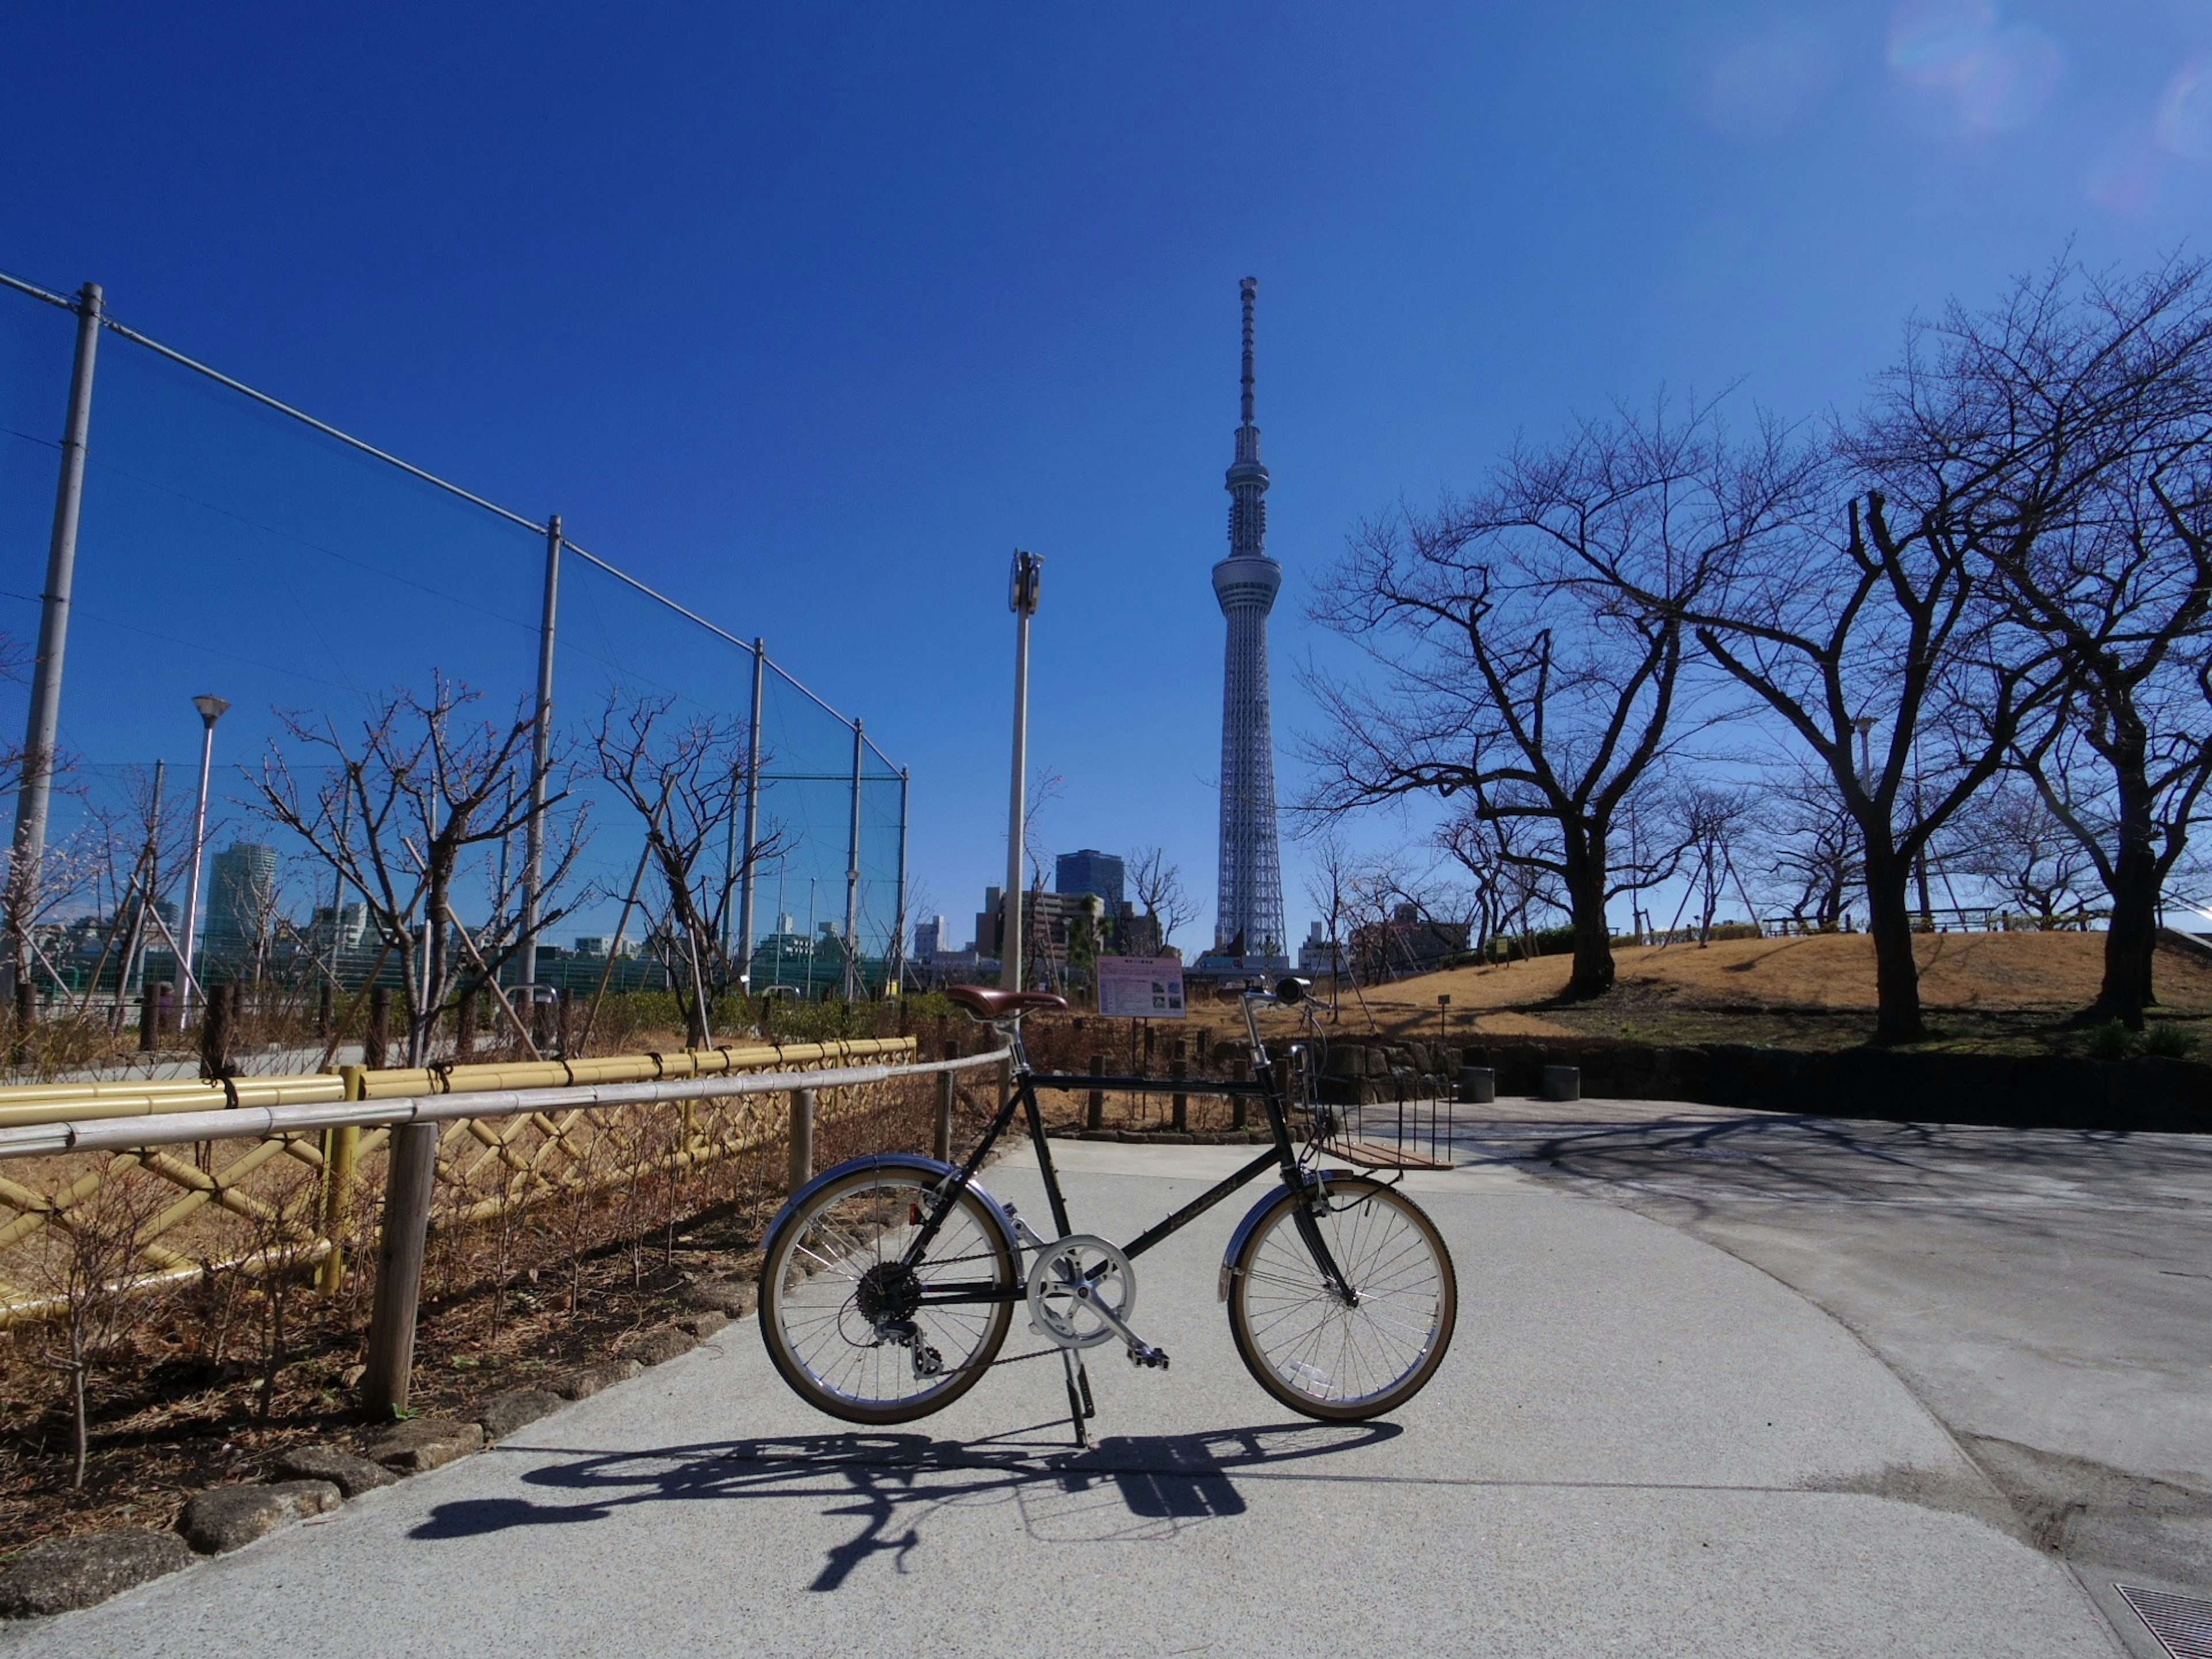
(759, 1165), (1017, 1425)
(1225, 1175), (1456, 1421)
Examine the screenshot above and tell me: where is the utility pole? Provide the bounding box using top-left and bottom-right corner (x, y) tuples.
(6, 281), (101, 999)
(1003, 551), (1042, 993)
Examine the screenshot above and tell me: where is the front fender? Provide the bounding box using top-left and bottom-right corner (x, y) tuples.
(1217, 1168), (1331, 1301)
(763, 1153), (1020, 1265)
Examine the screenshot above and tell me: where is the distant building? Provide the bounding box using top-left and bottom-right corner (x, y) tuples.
(1297, 921), (1345, 977)
(1055, 850), (1125, 911)
(306, 901), (369, 952)
(1349, 904), (1468, 981)
(975, 883), (1163, 980)
(914, 915), (948, 961)
(203, 843), (279, 965)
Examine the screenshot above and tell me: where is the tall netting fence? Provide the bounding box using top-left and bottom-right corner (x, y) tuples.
(0, 272), (905, 1066)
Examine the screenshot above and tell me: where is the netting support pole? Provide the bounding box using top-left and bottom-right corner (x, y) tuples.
(891, 767), (910, 992)
(518, 514), (562, 994)
(6, 282), (101, 999)
(735, 638), (764, 993)
(843, 718), (863, 1001)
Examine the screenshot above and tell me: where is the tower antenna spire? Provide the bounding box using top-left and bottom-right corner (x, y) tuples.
(1240, 276), (1257, 427)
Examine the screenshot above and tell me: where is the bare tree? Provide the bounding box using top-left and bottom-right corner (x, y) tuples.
(1747, 764), (1862, 932)
(1915, 258), (2212, 1022)
(1671, 782), (1760, 944)
(31, 1157), (172, 1487)
(1937, 771), (2093, 923)
(1309, 399), (1802, 997)
(594, 695), (783, 1040)
(1126, 846), (1196, 956)
(252, 676), (585, 1065)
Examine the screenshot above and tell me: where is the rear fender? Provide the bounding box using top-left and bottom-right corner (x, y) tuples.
(764, 1153), (1020, 1264)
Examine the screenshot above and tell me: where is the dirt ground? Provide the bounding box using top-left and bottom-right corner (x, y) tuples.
(1286, 932), (2212, 1053)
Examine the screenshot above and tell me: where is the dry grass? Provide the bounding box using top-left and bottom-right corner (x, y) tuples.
(1286, 933), (2212, 1053)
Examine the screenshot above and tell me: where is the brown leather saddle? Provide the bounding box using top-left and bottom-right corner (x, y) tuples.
(944, 986), (1070, 1020)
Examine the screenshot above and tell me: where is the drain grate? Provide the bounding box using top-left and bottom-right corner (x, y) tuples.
(2118, 1584), (2212, 1659)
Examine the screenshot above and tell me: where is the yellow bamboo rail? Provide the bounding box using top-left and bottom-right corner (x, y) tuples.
(0, 1038), (918, 1127)
(0, 1037), (921, 1325)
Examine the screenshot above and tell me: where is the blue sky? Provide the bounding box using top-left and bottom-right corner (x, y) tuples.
(4, 2), (2211, 952)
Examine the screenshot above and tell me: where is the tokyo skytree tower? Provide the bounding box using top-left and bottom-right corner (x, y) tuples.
(1210, 276), (1287, 965)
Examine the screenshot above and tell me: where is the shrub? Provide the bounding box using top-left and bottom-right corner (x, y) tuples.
(2143, 1022), (2199, 1059)
(2088, 1020), (2137, 1061)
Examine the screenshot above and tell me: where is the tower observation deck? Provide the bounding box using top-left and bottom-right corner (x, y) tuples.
(1206, 277), (1287, 971)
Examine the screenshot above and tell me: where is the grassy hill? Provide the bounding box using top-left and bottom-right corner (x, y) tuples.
(1289, 932), (2212, 1058)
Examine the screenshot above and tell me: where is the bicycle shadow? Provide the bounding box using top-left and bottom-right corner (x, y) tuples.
(408, 1418), (1400, 1589)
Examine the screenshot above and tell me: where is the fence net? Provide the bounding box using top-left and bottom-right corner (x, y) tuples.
(0, 275), (904, 1018)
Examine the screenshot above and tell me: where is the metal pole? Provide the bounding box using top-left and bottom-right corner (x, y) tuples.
(519, 515), (562, 992)
(736, 638), (764, 992)
(892, 766), (909, 991)
(179, 700), (228, 1009)
(6, 282), (102, 994)
(125, 760), (165, 999)
(1004, 551), (1041, 993)
(843, 718), (863, 1000)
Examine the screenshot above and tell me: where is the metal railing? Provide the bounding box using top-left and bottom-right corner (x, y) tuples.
(0, 1037), (1009, 1408)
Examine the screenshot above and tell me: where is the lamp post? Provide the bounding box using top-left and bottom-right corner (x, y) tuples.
(1003, 550), (1042, 993)
(178, 694), (229, 1012)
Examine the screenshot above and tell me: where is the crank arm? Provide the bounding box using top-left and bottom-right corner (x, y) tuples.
(1067, 1280), (1169, 1369)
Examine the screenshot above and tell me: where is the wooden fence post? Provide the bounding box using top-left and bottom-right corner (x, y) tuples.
(1086, 1054), (1105, 1132)
(1230, 1056), (1249, 1131)
(787, 1087), (815, 1195)
(137, 990), (156, 1052)
(365, 986), (390, 1069)
(199, 982), (232, 1080)
(318, 1065), (364, 1297)
(934, 1043), (957, 1163)
(1171, 1058), (1188, 1135)
(361, 1110), (440, 1416)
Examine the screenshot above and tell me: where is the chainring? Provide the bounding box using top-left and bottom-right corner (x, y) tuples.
(1024, 1233), (1138, 1350)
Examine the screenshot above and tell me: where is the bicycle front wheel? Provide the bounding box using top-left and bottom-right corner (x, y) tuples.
(759, 1165), (1017, 1424)
(1225, 1175), (1456, 1421)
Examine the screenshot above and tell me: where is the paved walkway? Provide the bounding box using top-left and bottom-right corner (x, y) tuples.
(8, 1136), (2137, 1657)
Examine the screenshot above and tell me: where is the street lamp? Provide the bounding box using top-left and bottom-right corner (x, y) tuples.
(178, 694), (230, 1012)
(1003, 549), (1043, 993)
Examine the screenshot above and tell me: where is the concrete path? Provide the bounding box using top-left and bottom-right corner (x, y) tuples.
(1449, 1097), (2212, 1650)
(8, 1139), (2127, 1657)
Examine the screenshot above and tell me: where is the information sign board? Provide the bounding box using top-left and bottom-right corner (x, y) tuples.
(1094, 956), (1186, 1020)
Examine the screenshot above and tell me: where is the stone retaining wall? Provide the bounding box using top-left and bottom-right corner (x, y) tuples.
(1315, 1035), (2209, 1134)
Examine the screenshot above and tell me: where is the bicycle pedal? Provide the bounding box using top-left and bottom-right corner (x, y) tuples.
(1126, 1343), (1170, 1370)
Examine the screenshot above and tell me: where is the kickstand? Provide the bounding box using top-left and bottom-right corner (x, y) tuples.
(1060, 1349), (1096, 1448)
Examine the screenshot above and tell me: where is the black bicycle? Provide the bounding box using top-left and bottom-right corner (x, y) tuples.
(757, 977), (1457, 1431)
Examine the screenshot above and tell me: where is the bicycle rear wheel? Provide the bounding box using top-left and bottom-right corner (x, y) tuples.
(1225, 1175), (1456, 1421)
(759, 1165), (1017, 1424)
